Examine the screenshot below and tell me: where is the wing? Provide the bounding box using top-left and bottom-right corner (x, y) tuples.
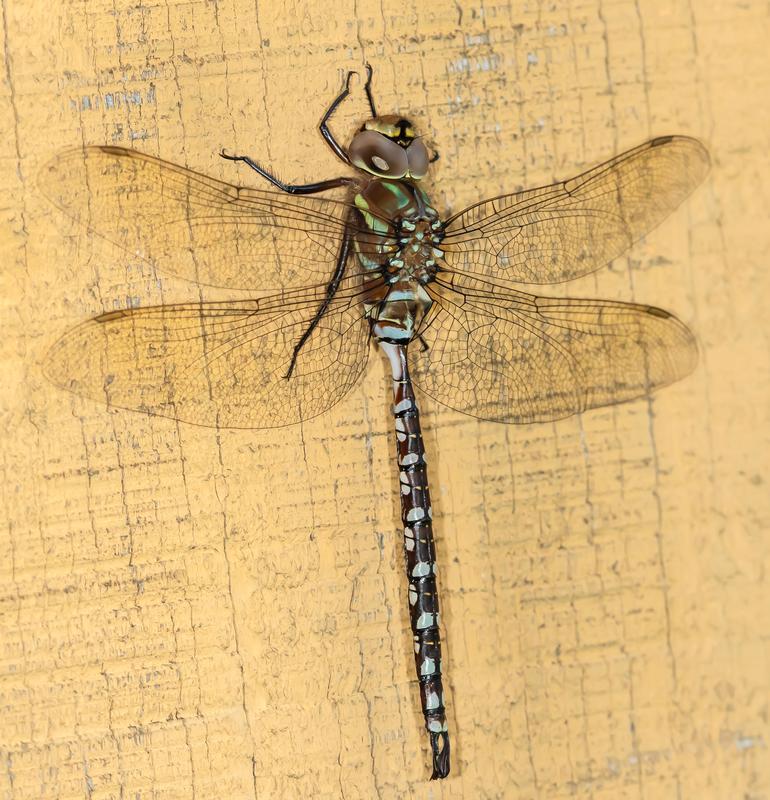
(39, 146), (394, 291)
(410, 273), (697, 423)
(441, 136), (710, 284)
(43, 278), (375, 429)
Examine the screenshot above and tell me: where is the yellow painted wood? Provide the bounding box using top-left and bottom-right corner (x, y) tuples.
(1, 1), (768, 797)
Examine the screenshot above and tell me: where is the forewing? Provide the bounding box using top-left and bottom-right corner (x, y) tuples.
(411, 274), (697, 423)
(43, 280), (373, 428)
(441, 136), (709, 284)
(39, 146), (392, 291)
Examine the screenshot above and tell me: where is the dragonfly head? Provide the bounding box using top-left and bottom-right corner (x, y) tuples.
(349, 115), (430, 180)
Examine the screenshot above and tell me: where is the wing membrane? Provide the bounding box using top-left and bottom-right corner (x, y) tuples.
(441, 136), (709, 284)
(39, 146), (394, 291)
(43, 279), (374, 428)
(411, 273), (697, 423)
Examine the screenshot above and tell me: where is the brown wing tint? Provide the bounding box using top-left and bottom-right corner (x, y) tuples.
(39, 146), (394, 291)
(410, 273), (697, 423)
(43, 279), (374, 428)
(441, 136), (709, 284)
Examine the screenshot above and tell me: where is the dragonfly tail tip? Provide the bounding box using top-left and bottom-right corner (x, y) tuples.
(429, 731), (450, 780)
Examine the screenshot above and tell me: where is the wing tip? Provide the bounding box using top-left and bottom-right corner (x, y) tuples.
(647, 305), (700, 380)
(651, 134), (711, 176)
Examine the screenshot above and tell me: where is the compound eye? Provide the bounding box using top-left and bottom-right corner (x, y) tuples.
(406, 139), (429, 179)
(349, 130), (408, 178)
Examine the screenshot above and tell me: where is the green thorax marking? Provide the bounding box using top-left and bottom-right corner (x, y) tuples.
(355, 180), (445, 344)
(354, 178), (432, 224)
(353, 179), (443, 276)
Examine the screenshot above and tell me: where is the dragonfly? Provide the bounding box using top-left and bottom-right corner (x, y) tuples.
(41, 65), (709, 780)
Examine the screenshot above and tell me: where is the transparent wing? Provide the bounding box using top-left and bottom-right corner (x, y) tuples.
(411, 273), (697, 423)
(43, 278), (375, 428)
(441, 136), (709, 284)
(39, 146), (394, 291)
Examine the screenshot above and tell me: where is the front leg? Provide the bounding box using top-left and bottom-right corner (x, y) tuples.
(318, 69), (357, 165)
(223, 65), (371, 190)
(220, 151), (357, 195)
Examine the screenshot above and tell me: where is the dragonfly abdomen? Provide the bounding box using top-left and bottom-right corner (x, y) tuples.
(379, 340), (450, 780)
(368, 279), (432, 343)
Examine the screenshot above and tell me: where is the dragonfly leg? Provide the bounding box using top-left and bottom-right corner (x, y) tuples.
(318, 69), (357, 165)
(318, 63), (377, 162)
(363, 62), (377, 117)
(284, 214), (354, 379)
(219, 151), (356, 195)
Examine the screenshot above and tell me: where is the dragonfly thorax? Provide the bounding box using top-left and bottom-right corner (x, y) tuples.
(385, 216), (444, 284)
(356, 178), (444, 344)
(354, 178), (444, 279)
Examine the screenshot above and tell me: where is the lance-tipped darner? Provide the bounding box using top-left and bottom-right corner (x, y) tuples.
(41, 64), (709, 780)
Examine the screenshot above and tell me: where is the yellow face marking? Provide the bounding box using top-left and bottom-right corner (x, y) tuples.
(364, 117), (416, 143)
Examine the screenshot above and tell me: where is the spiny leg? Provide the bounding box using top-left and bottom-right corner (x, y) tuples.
(219, 150), (356, 195)
(363, 62), (377, 117)
(222, 64), (377, 189)
(284, 211), (355, 379)
(220, 67), (366, 193)
(319, 69), (357, 164)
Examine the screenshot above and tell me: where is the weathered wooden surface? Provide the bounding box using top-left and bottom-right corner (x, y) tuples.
(1, 1), (768, 798)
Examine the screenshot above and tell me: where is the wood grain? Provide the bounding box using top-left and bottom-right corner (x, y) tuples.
(0, 0), (768, 797)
